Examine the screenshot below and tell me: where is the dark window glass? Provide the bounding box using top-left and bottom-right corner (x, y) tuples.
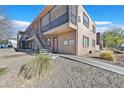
(83, 12), (89, 28)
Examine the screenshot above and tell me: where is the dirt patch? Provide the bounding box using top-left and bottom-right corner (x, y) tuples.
(116, 54), (124, 63)
(0, 54), (26, 59)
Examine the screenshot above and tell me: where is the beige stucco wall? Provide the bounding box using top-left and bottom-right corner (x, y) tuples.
(46, 30), (76, 55)
(76, 5), (96, 56)
(58, 31), (76, 54)
(43, 5), (96, 56)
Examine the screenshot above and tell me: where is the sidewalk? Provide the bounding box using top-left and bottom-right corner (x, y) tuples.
(57, 54), (124, 76)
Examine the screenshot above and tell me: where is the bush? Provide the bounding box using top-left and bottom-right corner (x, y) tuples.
(0, 40), (8, 45)
(18, 53), (53, 81)
(100, 51), (115, 61)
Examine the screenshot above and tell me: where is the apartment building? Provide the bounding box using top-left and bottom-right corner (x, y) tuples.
(17, 5), (96, 56)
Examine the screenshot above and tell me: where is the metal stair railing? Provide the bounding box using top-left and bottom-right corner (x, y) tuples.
(35, 31), (51, 53)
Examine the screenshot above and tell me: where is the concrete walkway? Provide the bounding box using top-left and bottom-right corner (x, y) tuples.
(57, 54), (124, 76)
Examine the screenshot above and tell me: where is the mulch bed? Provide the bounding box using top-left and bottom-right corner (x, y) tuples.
(86, 52), (124, 67)
(115, 54), (124, 67)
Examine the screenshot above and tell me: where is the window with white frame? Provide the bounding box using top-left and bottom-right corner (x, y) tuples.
(83, 36), (89, 47)
(64, 40), (69, 45)
(64, 39), (75, 46)
(69, 40), (75, 46)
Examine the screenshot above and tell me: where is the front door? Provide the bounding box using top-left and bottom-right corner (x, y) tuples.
(53, 37), (58, 53)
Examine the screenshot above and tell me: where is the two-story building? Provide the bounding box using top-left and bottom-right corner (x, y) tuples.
(17, 5), (96, 56)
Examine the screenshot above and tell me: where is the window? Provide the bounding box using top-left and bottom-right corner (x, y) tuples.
(92, 25), (96, 33)
(92, 39), (95, 47)
(64, 39), (75, 46)
(83, 12), (89, 28)
(69, 40), (75, 46)
(83, 36), (89, 47)
(64, 40), (69, 45)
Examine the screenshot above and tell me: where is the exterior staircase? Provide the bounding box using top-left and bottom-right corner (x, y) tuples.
(35, 31), (51, 54)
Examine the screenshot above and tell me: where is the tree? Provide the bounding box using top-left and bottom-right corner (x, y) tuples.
(0, 6), (13, 40)
(0, 39), (8, 45)
(102, 27), (124, 49)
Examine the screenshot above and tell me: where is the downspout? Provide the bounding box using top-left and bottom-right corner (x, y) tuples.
(76, 5), (79, 56)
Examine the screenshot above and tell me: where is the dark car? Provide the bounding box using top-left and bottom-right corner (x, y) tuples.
(0, 44), (9, 48)
(116, 46), (124, 54)
(119, 47), (124, 51)
(1, 44), (5, 48)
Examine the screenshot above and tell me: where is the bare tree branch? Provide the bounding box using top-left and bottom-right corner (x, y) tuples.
(0, 6), (13, 40)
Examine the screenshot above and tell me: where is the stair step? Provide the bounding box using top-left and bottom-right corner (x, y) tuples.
(40, 48), (50, 53)
(41, 49), (48, 51)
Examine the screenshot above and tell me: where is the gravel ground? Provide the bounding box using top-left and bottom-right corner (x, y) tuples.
(0, 49), (124, 88)
(0, 49), (34, 87)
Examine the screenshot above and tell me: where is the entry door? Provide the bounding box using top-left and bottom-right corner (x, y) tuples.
(53, 37), (58, 53)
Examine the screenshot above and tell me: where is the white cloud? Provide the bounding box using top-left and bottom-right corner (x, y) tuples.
(10, 20), (31, 37)
(96, 26), (110, 33)
(0, 15), (5, 20)
(95, 21), (112, 25)
(95, 21), (124, 33)
(12, 20), (30, 27)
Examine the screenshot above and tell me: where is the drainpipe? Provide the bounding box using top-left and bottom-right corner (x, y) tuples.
(76, 5), (79, 56)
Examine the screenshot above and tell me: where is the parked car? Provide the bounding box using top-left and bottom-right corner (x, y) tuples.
(119, 47), (124, 51)
(0, 44), (5, 48)
(115, 47), (124, 54)
(0, 44), (9, 48)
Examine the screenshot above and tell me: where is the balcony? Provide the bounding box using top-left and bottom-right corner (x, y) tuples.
(41, 12), (77, 34)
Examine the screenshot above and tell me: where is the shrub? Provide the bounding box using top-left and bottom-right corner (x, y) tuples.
(18, 53), (53, 81)
(100, 51), (115, 61)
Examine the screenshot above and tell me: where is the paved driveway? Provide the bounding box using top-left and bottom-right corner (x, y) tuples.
(0, 49), (124, 88)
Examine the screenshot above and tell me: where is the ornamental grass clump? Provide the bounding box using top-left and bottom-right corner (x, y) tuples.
(100, 51), (116, 61)
(18, 53), (53, 81)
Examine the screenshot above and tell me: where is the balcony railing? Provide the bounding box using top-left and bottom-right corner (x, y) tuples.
(41, 12), (77, 33)
(41, 13), (69, 32)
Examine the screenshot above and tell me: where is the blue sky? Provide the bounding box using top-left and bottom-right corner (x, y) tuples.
(1, 5), (45, 37)
(5, 5), (45, 22)
(85, 5), (124, 24)
(85, 5), (124, 33)
(1, 5), (124, 37)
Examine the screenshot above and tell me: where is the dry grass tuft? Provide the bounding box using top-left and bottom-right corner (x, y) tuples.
(100, 51), (116, 61)
(18, 53), (53, 82)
